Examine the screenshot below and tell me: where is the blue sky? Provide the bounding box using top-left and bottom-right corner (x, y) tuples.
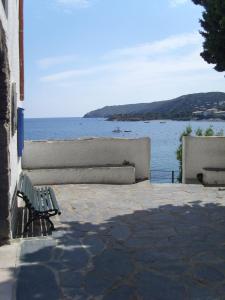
(24, 0), (225, 118)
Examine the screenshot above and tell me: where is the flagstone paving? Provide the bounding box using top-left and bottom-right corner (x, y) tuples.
(6, 182), (225, 299)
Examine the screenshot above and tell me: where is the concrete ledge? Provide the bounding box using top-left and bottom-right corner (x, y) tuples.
(24, 166), (136, 185)
(202, 168), (225, 186)
(183, 178), (199, 184)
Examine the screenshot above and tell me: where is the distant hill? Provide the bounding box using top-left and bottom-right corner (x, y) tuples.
(83, 92), (225, 121)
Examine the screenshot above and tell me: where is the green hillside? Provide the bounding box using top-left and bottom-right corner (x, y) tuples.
(84, 92), (225, 121)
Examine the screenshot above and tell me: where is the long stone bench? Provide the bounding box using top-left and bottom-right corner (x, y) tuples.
(201, 167), (225, 186)
(24, 165), (136, 185)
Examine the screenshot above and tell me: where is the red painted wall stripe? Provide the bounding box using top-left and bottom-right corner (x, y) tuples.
(19, 0), (24, 101)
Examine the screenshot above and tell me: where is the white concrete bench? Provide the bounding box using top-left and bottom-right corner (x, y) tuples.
(201, 167), (225, 186)
(24, 165), (136, 185)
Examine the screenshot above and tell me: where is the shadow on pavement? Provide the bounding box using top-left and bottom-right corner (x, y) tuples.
(8, 201), (225, 299)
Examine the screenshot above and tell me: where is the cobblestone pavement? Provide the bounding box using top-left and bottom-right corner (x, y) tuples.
(15, 182), (225, 299)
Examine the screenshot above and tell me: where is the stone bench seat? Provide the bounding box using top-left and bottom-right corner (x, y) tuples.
(24, 165), (136, 185)
(201, 167), (225, 186)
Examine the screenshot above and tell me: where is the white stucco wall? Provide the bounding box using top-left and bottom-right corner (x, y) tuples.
(22, 138), (151, 182)
(0, 2), (6, 28)
(182, 136), (225, 183)
(0, 0), (22, 201)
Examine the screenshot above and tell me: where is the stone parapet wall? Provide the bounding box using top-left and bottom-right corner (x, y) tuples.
(23, 138), (151, 183)
(182, 136), (225, 184)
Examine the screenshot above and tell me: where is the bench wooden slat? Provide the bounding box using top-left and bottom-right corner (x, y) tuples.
(18, 174), (24, 193)
(44, 187), (51, 210)
(41, 188), (49, 212)
(25, 175), (33, 203)
(21, 176), (26, 197)
(46, 188), (54, 211)
(33, 188), (40, 211)
(33, 189), (39, 211)
(25, 178), (32, 208)
(49, 187), (61, 214)
(28, 179), (34, 208)
(38, 189), (46, 213)
(24, 179), (28, 196)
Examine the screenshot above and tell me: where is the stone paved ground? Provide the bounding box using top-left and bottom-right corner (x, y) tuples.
(0, 242), (20, 300)
(10, 182), (225, 299)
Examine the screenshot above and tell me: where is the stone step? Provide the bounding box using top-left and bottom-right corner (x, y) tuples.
(24, 166), (136, 185)
(202, 167), (225, 186)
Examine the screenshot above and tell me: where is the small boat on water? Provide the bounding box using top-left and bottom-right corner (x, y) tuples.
(124, 130), (132, 133)
(112, 127), (122, 133)
(160, 121), (167, 124)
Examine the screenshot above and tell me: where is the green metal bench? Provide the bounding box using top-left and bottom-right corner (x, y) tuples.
(17, 174), (61, 232)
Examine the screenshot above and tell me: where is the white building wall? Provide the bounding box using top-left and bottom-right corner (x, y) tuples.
(182, 136), (225, 183)
(0, 0), (22, 202)
(0, 1), (6, 28)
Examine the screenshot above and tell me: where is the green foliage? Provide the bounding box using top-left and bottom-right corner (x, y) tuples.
(204, 126), (214, 136)
(195, 128), (203, 136)
(201, 126), (223, 136)
(88, 92), (225, 121)
(176, 125), (224, 182)
(192, 0), (225, 72)
(215, 129), (224, 136)
(176, 126), (192, 183)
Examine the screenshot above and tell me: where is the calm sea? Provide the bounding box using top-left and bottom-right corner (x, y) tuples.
(25, 118), (225, 183)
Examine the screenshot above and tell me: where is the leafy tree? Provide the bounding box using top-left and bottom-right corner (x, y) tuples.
(204, 126), (214, 136)
(216, 128), (224, 136)
(195, 128), (203, 136)
(204, 125), (224, 136)
(192, 0), (225, 72)
(176, 126), (192, 183)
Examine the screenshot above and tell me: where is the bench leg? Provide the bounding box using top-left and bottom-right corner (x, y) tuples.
(24, 215), (36, 233)
(24, 217), (55, 233)
(45, 217), (55, 231)
(24, 208), (56, 233)
(24, 221), (31, 233)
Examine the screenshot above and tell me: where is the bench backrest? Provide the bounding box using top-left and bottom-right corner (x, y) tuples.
(18, 174), (35, 205)
(18, 174), (61, 216)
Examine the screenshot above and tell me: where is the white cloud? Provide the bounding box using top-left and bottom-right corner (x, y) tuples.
(170, 0), (188, 7)
(41, 52), (208, 83)
(104, 32), (201, 59)
(56, 0), (91, 8)
(37, 55), (78, 69)
(41, 32), (204, 83)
